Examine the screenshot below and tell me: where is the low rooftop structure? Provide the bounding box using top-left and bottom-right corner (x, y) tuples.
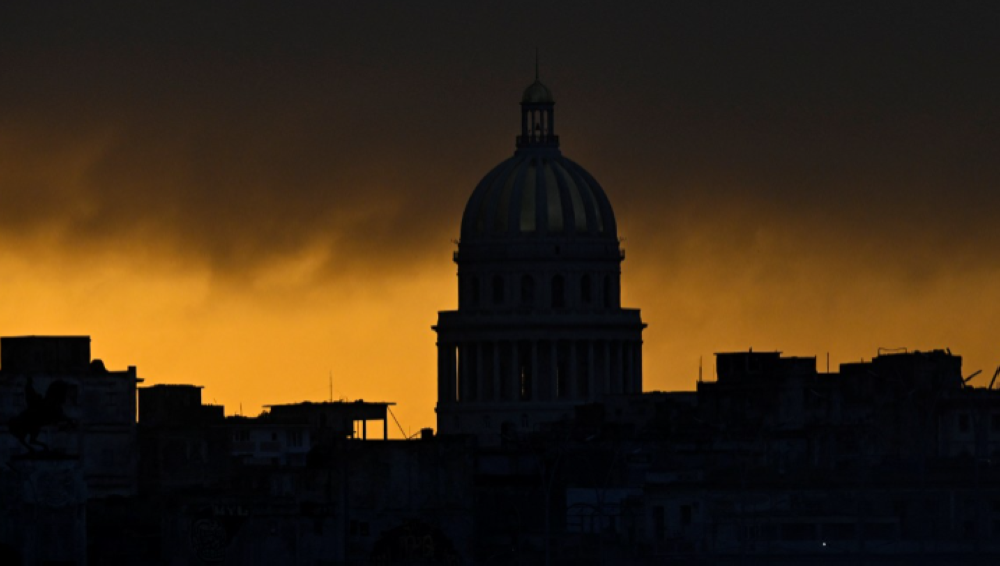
(265, 400), (397, 440)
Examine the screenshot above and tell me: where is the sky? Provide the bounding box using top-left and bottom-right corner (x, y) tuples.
(2, 2), (1000, 435)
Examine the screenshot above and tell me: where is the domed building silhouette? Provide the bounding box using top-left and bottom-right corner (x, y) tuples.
(435, 74), (645, 438)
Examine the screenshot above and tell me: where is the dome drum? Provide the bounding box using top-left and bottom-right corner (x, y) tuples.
(453, 240), (624, 263)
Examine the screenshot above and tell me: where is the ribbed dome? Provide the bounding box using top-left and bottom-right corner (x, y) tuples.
(521, 80), (554, 104)
(460, 152), (617, 241)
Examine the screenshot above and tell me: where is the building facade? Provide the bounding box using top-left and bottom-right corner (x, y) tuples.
(435, 77), (645, 439)
(0, 335), (140, 498)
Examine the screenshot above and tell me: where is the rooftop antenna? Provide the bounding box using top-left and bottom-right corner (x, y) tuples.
(989, 366), (1000, 390)
(535, 47), (539, 81)
(698, 356), (703, 382)
(329, 371), (333, 402)
(963, 369), (982, 385)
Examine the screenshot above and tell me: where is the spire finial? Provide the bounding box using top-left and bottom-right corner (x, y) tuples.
(535, 47), (539, 81)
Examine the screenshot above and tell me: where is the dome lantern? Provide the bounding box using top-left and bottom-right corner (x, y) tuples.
(516, 55), (558, 151)
(459, 66), (617, 243)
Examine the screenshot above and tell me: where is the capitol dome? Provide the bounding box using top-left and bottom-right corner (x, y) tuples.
(436, 75), (646, 439)
(460, 80), (617, 243)
(460, 153), (617, 241)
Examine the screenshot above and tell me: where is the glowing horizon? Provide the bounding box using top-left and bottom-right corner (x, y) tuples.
(3, 3), (999, 436)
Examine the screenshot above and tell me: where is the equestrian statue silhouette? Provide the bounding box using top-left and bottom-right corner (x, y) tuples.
(7, 376), (74, 452)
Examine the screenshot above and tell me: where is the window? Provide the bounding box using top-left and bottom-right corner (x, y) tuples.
(603, 275), (612, 308)
(521, 275), (535, 306)
(959, 414), (971, 433)
(492, 275), (505, 305)
(653, 506), (665, 541)
(518, 342), (533, 401)
(470, 276), (480, 306)
(551, 275), (565, 309)
(782, 523), (817, 541)
(581, 274), (591, 304)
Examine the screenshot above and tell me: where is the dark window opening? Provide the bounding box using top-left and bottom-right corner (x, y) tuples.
(499, 343), (512, 401)
(603, 275), (612, 308)
(521, 275), (535, 306)
(581, 274), (591, 304)
(518, 342), (533, 401)
(959, 414), (971, 433)
(470, 276), (480, 306)
(576, 342), (589, 398)
(493, 275), (505, 305)
(556, 344), (569, 399)
(552, 275), (565, 309)
(653, 506), (665, 541)
(782, 523), (817, 541)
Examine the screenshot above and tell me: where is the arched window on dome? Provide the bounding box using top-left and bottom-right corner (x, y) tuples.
(552, 275), (565, 309)
(581, 274), (592, 305)
(603, 275), (612, 309)
(493, 275), (505, 305)
(521, 275), (535, 306)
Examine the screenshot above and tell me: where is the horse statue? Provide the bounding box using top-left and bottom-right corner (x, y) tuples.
(7, 376), (75, 452)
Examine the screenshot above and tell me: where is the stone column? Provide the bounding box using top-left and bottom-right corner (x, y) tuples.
(634, 340), (643, 392)
(549, 341), (558, 401)
(568, 340), (578, 400)
(512, 341), (522, 401)
(439, 343), (457, 403)
(603, 341), (611, 396)
(493, 341), (501, 401)
(531, 341), (540, 401)
(587, 340), (596, 400)
(475, 342), (485, 402)
(623, 341), (633, 393)
(458, 343), (469, 402)
(614, 341), (624, 394)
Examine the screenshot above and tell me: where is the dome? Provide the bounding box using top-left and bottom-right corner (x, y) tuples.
(460, 152), (617, 241)
(521, 80), (555, 104)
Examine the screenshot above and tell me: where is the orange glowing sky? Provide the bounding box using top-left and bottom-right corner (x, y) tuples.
(3, 3), (1000, 435)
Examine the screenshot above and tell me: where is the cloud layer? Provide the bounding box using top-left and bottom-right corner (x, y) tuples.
(2, 3), (1000, 427)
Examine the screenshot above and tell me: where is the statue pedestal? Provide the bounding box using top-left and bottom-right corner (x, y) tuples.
(1, 455), (87, 565)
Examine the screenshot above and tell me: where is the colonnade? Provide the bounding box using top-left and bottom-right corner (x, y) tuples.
(438, 338), (641, 404)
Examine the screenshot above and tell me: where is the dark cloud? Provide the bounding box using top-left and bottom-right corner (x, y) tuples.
(1, 2), (999, 287)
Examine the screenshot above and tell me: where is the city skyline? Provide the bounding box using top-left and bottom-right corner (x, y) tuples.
(2, 3), (999, 434)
